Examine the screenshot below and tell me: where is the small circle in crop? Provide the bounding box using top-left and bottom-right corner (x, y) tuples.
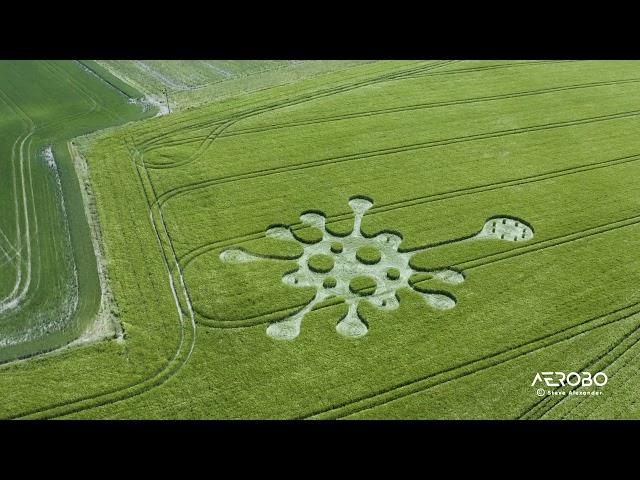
(386, 268), (400, 280)
(349, 275), (377, 296)
(293, 227), (323, 244)
(356, 245), (381, 265)
(323, 277), (337, 289)
(307, 254), (334, 273)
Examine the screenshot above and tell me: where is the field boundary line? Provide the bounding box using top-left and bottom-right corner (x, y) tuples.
(10, 142), (197, 419)
(0, 60), (147, 366)
(6, 62), (448, 417)
(141, 61), (458, 168)
(76, 61), (137, 99)
(136, 61), (452, 149)
(139, 61), (579, 155)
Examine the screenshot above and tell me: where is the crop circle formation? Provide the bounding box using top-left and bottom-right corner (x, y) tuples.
(220, 196), (534, 340)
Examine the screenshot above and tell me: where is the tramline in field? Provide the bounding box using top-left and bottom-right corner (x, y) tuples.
(0, 61), (151, 363)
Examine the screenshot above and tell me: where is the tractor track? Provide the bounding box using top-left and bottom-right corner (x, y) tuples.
(0, 89), (35, 316)
(150, 107), (640, 223)
(193, 214), (640, 327)
(518, 320), (640, 419)
(177, 149), (640, 270)
(186, 77), (640, 140)
(300, 304), (640, 419)
(141, 61), (459, 169)
(10, 144), (197, 420)
(562, 340), (640, 419)
(137, 60), (574, 151)
(135, 61), (454, 151)
(138, 60), (578, 154)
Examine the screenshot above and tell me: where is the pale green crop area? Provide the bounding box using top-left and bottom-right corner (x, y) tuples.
(2, 60), (640, 419)
(94, 60), (374, 110)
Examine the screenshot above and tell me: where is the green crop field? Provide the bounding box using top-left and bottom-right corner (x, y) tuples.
(2, 60), (640, 419)
(0, 61), (152, 365)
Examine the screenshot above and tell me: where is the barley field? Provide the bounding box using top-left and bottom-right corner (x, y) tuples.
(2, 60), (639, 419)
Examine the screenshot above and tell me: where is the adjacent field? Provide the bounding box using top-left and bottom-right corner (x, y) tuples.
(95, 60), (374, 110)
(2, 60), (639, 419)
(0, 61), (152, 364)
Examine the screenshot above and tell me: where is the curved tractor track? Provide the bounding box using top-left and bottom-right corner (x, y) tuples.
(13, 146), (197, 420)
(0, 87), (86, 360)
(0, 98), (35, 317)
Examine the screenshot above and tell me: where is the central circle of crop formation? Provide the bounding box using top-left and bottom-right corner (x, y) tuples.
(356, 245), (381, 265)
(307, 254), (334, 273)
(349, 275), (377, 296)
